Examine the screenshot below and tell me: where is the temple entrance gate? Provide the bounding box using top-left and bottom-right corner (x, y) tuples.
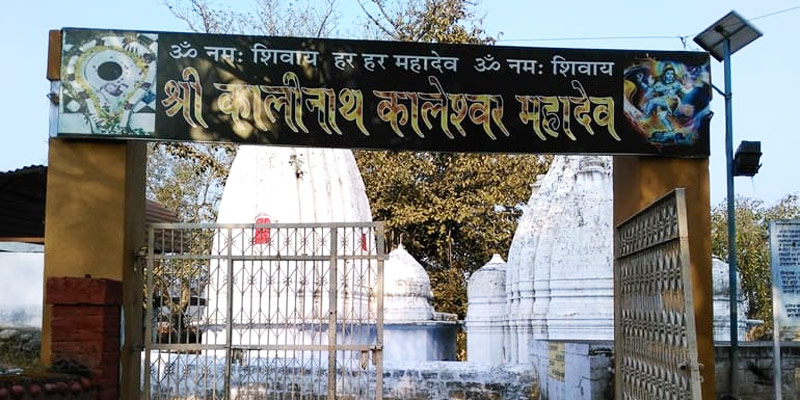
(614, 189), (702, 399)
(141, 223), (385, 399)
(42, 28), (716, 399)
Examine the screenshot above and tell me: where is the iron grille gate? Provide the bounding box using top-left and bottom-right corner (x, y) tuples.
(614, 189), (702, 400)
(142, 222), (385, 400)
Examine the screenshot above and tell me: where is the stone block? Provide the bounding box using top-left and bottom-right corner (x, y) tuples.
(421, 371), (437, 380)
(484, 382), (504, 393)
(445, 381), (466, 391)
(51, 314), (120, 336)
(52, 304), (119, 318)
(409, 389), (430, 399)
(459, 371), (477, 380)
(97, 387), (118, 400)
(46, 277), (122, 305)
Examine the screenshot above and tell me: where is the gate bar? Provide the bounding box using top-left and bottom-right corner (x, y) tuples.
(375, 223), (385, 399)
(143, 228), (154, 398)
(224, 228), (233, 398)
(328, 228), (338, 399)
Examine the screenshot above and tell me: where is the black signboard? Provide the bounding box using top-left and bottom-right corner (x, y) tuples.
(57, 28), (712, 156)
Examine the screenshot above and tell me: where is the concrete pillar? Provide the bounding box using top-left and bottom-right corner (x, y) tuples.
(43, 139), (146, 400)
(46, 277), (123, 400)
(613, 155), (714, 399)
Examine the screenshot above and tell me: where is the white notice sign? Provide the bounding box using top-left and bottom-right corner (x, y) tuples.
(771, 219), (800, 339)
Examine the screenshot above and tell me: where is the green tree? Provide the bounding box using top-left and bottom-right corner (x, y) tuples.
(357, 152), (549, 319)
(357, 0), (493, 44)
(352, 1), (544, 325)
(711, 194), (800, 339)
(147, 142), (234, 224)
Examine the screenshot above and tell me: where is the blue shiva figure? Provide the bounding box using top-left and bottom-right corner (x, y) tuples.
(641, 65), (690, 132)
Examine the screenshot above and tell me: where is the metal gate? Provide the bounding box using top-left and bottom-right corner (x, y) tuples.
(142, 222), (384, 399)
(614, 189), (702, 400)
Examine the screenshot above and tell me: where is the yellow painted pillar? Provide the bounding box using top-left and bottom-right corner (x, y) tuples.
(43, 139), (145, 399)
(613, 155), (714, 399)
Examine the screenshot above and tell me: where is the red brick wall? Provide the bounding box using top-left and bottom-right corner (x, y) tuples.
(0, 375), (95, 399)
(46, 277), (122, 400)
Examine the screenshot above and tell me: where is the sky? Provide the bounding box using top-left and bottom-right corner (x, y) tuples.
(0, 0), (798, 206)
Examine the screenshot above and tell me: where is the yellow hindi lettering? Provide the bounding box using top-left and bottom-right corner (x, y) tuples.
(569, 81), (593, 136)
(162, 67), (208, 129)
(420, 77), (453, 139)
(373, 90), (409, 138)
(373, 77), (509, 140)
(539, 96), (562, 140)
(515, 80), (619, 141)
(373, 90), (427, 139)
(214, 83), (260, 132)
(213, 72), (373, 137)
(465, 94), (510, 140)
(302, 87), (340, 135)
(515, 95), (546, 140)
(338, 89), (370, 136)
(167, 69), (620, 145)
(589, 96), (620, 141)
(260, 80), (303, 133)
(447, 94), (469, 138)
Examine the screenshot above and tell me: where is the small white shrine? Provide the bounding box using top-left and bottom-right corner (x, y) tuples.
(464, 254), (507, 364)
(383, 245), (458, 362)
(712, 257), (748, 341)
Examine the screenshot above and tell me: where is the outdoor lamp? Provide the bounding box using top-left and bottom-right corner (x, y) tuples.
(733, 140), (762, 177)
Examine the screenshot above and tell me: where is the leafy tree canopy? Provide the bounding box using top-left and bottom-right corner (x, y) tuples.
(711, 194), (800, 339)
(357, 151), (549, 318)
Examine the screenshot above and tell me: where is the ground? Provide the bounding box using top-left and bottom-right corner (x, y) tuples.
(0, 327), (41, 374)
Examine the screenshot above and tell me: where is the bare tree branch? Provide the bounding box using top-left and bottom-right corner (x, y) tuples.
(315, 0), (336, 38)
(357, 0), (398, 39)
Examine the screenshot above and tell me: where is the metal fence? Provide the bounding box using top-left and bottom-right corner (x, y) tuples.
(142, 222), (385, 399)
(614, 189), (701, 400)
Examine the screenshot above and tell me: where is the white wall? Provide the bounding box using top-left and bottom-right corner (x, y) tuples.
(0, 247), (44, 328)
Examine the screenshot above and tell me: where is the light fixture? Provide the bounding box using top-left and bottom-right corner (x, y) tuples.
(694, 11), (763, 62)
(733, 141), (762, 177)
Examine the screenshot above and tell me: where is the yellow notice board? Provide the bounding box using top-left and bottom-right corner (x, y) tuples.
(548, 342), (565, 382)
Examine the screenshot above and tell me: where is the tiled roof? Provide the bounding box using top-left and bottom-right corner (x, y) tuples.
(0, 166), (179, 242)
(146, 199), (179, 224)
(0, 165), (47, 240)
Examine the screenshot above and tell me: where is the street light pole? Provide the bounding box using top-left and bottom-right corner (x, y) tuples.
(722, 35), (740, 398)
(694, 11), (762, 398)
